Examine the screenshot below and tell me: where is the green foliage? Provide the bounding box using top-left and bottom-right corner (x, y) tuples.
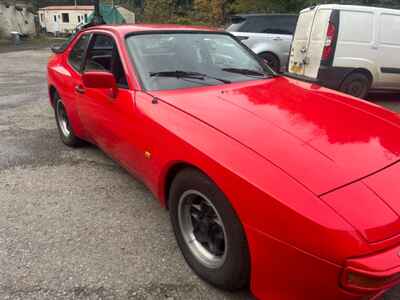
(33, 0), (400, 25)
(143, 0), (175, 22)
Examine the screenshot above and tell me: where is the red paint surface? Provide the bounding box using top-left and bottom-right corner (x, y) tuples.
(47, 25), (400, 300)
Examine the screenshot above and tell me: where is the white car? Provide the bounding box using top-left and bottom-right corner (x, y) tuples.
(288, 4), (400, 98)
(227, 14), (298, 72)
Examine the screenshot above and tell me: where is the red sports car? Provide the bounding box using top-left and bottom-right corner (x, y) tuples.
(47, 24), (400, 300)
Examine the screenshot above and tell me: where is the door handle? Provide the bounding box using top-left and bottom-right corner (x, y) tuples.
(273, 37), (282, 41)
(75, 85), (85, 94)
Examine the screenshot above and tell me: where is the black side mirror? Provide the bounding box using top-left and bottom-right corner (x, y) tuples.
(50, 44), (64, 54)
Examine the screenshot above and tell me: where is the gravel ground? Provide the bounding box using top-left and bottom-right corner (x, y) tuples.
(0, 47), (250, 299)
(0, 46), (399, 300)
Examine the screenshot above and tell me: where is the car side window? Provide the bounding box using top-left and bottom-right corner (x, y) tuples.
(85, 34), (114, 72)
(262, 16), (297, 35)
(243, 16), (297, 35)
(68, 33), (90, 72)
(84, 33), (128, 89)
(112, 50), (128, 89)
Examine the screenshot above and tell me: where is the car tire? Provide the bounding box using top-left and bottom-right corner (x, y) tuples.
(169, 168), (250, 291)
(259, 52), (280, 73)
(54, 93), (83, 147)
(339, 72), (371, 99)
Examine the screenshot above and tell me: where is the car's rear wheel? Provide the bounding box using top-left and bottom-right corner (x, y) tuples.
(259, 52), (280, 73)
(169, 168), (250, 291)
(339, 72), (371, 99)
(54, 93), (82, 147)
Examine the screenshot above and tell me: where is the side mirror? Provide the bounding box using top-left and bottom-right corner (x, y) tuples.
(50, 44), (64, 54)
(82, 71), (118, 97)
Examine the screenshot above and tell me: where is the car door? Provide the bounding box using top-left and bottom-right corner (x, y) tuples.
(376, 11), (400, 89)
(303, 8), (332, 79)
(76, 32), (144, 176)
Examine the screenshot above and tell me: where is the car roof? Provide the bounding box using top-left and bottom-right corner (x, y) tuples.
(82, 24), (222, 36)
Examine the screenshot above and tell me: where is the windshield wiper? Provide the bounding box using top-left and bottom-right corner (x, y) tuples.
(221, 68), (271, 77)
(149, 70), (231, 84)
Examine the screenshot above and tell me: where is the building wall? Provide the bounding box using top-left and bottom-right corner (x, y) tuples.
(38, 9), (93, 34)
(0, 3), (36, 38)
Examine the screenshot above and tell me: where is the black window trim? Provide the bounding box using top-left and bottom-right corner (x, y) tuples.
(67, 32), (93, 74)
(82, 31), (130, 90)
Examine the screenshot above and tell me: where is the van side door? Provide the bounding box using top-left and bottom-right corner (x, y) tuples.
(376, 11), (400, 89)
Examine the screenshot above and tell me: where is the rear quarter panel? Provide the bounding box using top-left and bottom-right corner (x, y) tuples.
(47, 38), (89, 140)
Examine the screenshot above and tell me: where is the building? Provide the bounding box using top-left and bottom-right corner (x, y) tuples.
(38, 5), (94, 34)
(38, 4), (136, 35)
(0, 1), (36, 38)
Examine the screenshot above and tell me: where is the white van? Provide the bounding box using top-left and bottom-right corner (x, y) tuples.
(288, 4), (400, 98)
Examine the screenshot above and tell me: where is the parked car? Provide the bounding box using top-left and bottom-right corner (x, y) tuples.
(226, 14), (298, 72)
(48, 24), (400, 300)
(288, 4), (400, 99)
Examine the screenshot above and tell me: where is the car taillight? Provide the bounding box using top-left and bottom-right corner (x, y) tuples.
(321, 21), (336, 62)
(342, 269), (400, 292)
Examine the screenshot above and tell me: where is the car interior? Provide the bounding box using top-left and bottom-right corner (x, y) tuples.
(84, 34), (128, 88)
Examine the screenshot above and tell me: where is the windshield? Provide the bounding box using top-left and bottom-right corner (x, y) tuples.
(126, 33), (273, 91)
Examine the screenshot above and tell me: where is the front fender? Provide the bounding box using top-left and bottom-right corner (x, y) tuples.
(136, 91), (367, 266)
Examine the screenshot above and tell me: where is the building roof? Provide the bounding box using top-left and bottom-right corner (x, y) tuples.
(39, 5), (94, 11)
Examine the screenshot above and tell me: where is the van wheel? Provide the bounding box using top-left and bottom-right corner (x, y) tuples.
(259, 52), (280, 73)
(169, 168), (250, 291)
(339, 72), (371, 99)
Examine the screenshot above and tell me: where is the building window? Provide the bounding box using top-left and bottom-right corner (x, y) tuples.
(84, 14), (88, 22)
(53, 15), (57, 22)
(77, 15), (81, 23)
(62, 13), (69, 23)
(40, 13), (44, 22)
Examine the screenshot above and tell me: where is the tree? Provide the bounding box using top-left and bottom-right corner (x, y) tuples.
(143, 0), (175, 22)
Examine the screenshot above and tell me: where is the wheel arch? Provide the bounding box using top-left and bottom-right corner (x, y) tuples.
(162, 161), (207, 209)
(334, 57), (378, 85)
(344, 68), (373, 83)
(258, 51), (280, 63)
(49, 85), (58, 108)
(339, 68), (373, 91)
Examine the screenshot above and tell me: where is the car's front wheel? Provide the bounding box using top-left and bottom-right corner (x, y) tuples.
(169, 168), (250, 291)
(54, 93), (82, 147)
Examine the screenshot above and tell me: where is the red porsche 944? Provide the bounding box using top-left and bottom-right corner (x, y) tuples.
(47, 24), (400, 300)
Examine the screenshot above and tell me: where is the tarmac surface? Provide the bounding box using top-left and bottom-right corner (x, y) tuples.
(0, 46), (400, 299)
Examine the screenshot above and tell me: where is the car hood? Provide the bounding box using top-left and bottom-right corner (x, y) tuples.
(151, 77), (400, 195)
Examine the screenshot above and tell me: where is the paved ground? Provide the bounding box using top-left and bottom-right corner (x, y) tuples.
(0, 46), (399, 300)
